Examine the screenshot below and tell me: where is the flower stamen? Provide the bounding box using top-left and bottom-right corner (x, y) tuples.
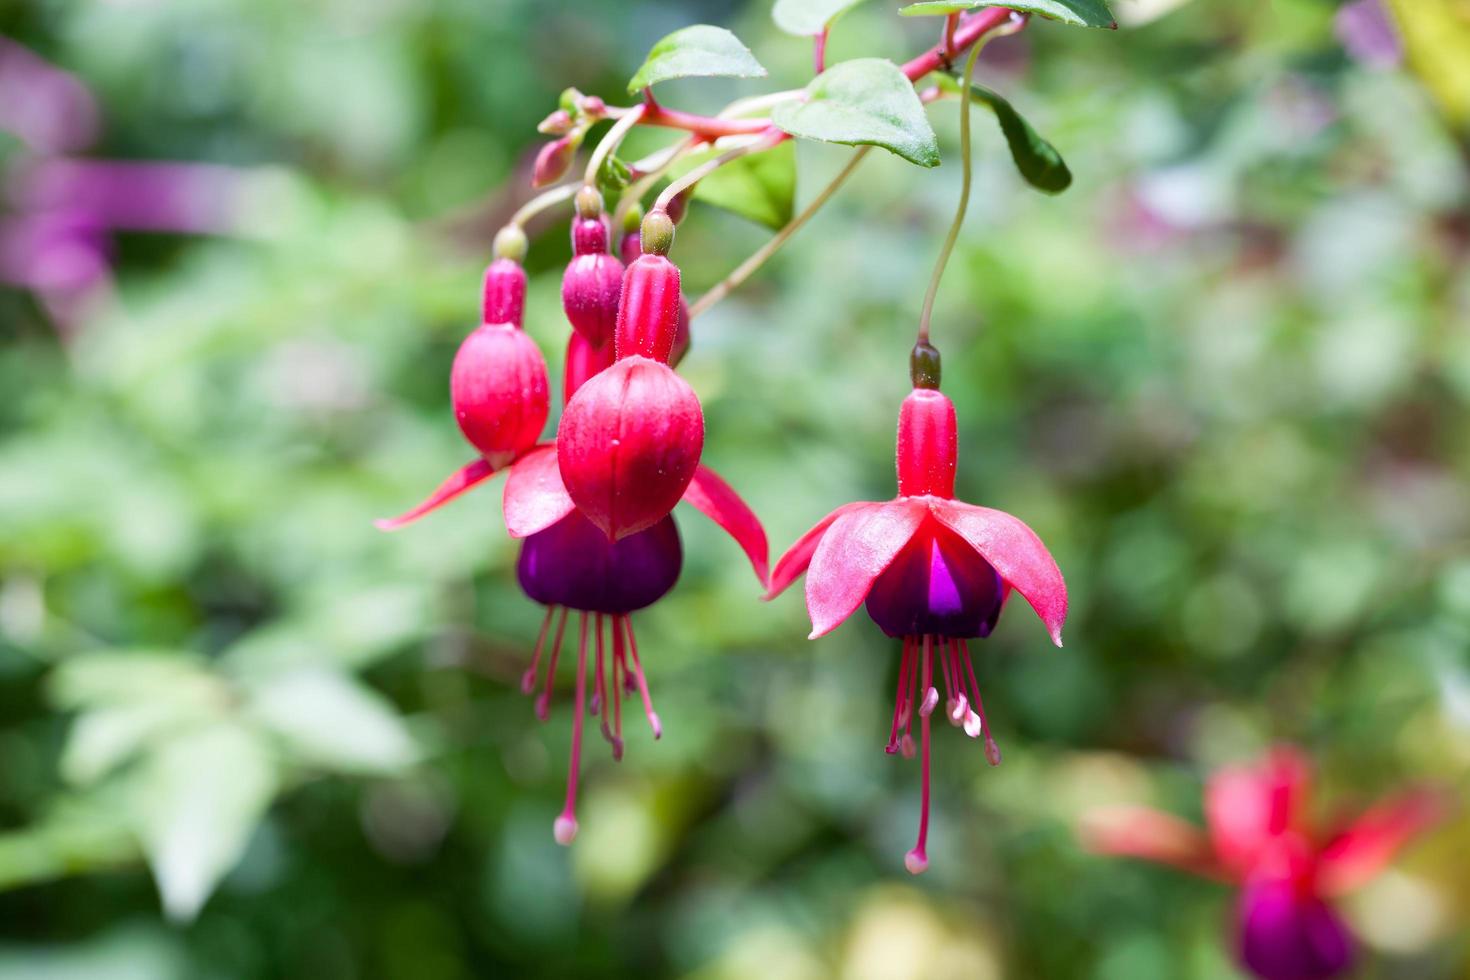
(535, 607), (570, 722)
(554, 612), (591, 846)
(623, 615), (662, 739)
(522, 606), (556, 694)
(906, 635), (934, 875)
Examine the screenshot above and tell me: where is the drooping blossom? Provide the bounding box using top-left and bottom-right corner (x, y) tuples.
(557, 209), (704, 541)
(382, 326), (768, 843)
(1082, 747), (1448, 980)
(766, 345), (1067, 873)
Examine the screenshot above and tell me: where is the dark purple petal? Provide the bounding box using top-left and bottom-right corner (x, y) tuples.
(864, 519), (1003, 639)
(516, 511), (681, 614)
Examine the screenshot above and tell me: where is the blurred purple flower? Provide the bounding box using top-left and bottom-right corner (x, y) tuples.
(1334, 0), (1403, 70)
(0, 37), (99, 154)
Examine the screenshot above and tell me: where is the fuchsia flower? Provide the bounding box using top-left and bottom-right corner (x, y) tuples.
(766, 347), (1068, 873)
(1082, 747), (1448, 980)
(557, 210), (704, 541)
(379, 216), (769, 843)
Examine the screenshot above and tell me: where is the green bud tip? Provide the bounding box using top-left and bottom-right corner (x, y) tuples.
(575, 185), (604, 221)
(622, 202), (644, 234)
(641, 209), (675, 256)
(493, 225), (528, 263)
(910, 341), (942, 390)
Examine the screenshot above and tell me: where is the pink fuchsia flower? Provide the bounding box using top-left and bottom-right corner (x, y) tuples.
(1082, 747), (1449, 980)
(766, 348), (1067, 874)
(557, 210), (704, 541)
(392, 331), (766, 843)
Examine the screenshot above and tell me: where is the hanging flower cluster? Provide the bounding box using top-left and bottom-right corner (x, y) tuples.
(375, 18), (1449, 975)
(1082, 747), (1447, 980)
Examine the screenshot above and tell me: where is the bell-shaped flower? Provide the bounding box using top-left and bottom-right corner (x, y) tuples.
(766, 362), (1066, 874)
(1081, 746), (1448, 980)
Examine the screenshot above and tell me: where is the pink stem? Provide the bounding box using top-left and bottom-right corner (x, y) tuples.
(814, 28), (829, 74)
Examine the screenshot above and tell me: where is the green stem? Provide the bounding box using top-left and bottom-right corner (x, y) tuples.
(583, 103), (646, 188)
(653, 130), (782, 214)
(510, 182), (580, 228)
(916, 41), (984, 345)
(690, 147), (871, 321)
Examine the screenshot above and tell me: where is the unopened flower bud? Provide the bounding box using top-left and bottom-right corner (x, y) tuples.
(533, 137), (575, 188)
(450, 324), (550, 467)
(640, 209), (675, 257)
(538, 109), (574, 136)
(562, 214), (623, 347)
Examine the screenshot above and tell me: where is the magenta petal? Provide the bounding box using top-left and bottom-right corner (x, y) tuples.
(765, 501), (869, 601)
(1318, 790), (1447, 896)
(681, 465), (769, 588)
(374, 458), (497, 531)
(1205, 749), (1311, 879)
(930, 499), (1067, 647)
(1237, 878), (1355, 980)
(503, 444), (576, 538)
(804, 499), (926, 639)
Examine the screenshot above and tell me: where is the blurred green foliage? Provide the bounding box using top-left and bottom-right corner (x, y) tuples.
(2, 0), (1469, 977)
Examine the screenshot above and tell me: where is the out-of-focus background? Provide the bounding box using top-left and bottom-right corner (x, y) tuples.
(2, 0), (1469, 976)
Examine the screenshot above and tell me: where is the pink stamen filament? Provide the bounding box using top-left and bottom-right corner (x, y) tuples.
(522, 606), (555, 695)
(960, 639), (1002, 766)
(535, 607), (570, 722)
(622, 615), (662, 739)
(887, 637), (916, 754)
(906, 635), (934, 875)
(554, 612), (590, 846)
(610, 614), (626, 760)
(592, 612), (606, 717)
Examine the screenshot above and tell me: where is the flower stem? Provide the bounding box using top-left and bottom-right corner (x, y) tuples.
(583, 103), (646, 188)
(915, 34), (985, 346)
(653, 129), (783, 214)
(689, 146), (871, 321)
(510, 182), (580, 229)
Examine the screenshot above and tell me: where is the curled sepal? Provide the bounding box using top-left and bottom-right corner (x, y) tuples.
(374, 458), (498, 531)
(804, 499), (927, 638)
(450, 324), (550, 465)
(1317, 790), (1448, 896)
(615, 254), (681, 362)
(765, 501), (870, 600)
(929, 498), (1067, 646)
(557, 358), (704, 541)
(503, 445), (577, 539)
(681, 465), (769, 587)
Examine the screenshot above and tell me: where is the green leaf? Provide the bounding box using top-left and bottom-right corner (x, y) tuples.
(130, 723), (277, 921)
(248, 669), (420, 775)
(626, 25), (767, 93)
(898, 0), (1116, 29)
(772, 59), (940, 167)
(669, 141), (797, 229)
(61, 702), (215, 785)
(772, 0), (871, 36)
(968, 83), (1073, 193)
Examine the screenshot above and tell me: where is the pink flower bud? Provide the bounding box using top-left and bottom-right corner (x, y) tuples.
(615, 253), (681, 362)
(557, 357), (704, 540)
(532, 137), (574, 188)
(895, 388), (957, 499)
(481, 258), (526, 328)
(450, 323), (550, 467)
(561, 218), (622, 347)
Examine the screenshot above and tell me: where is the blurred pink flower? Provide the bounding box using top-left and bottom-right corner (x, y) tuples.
(1083, 747), (1448, 980)
(1334, 0), (1403, 70)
